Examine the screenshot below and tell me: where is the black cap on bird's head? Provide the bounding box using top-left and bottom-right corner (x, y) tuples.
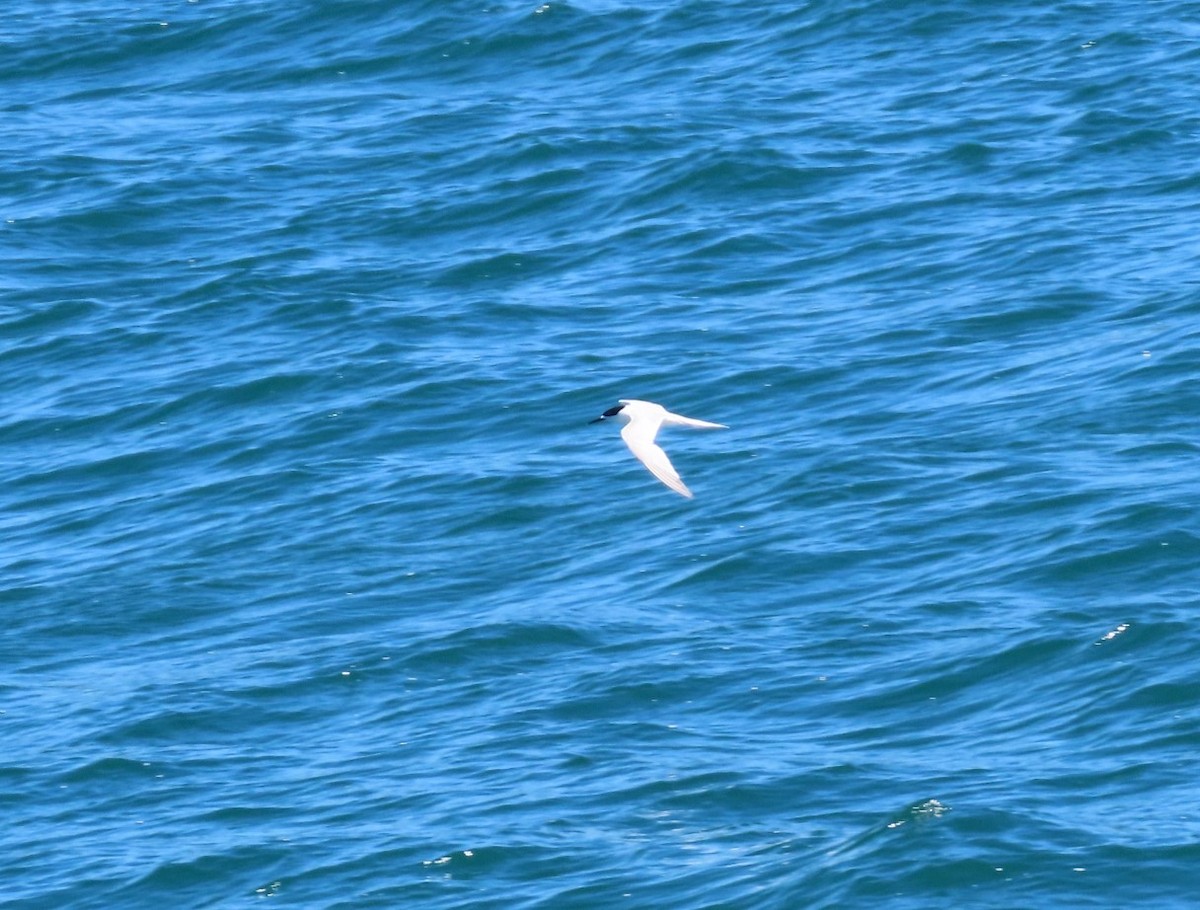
(588, 403), (626, 424)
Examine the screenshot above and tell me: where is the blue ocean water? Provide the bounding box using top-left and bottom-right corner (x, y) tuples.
(4, 0), (1200, 906)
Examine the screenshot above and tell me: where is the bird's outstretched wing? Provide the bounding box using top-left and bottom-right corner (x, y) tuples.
(621, 417), (693, 498)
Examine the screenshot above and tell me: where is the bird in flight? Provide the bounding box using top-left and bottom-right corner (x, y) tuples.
(589, 399), (727, 498)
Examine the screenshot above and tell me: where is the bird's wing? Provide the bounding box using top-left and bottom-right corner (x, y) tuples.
(621, 417), (693, 498)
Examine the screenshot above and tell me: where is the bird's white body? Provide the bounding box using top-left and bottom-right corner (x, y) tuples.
(590, 399), (727, 498)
